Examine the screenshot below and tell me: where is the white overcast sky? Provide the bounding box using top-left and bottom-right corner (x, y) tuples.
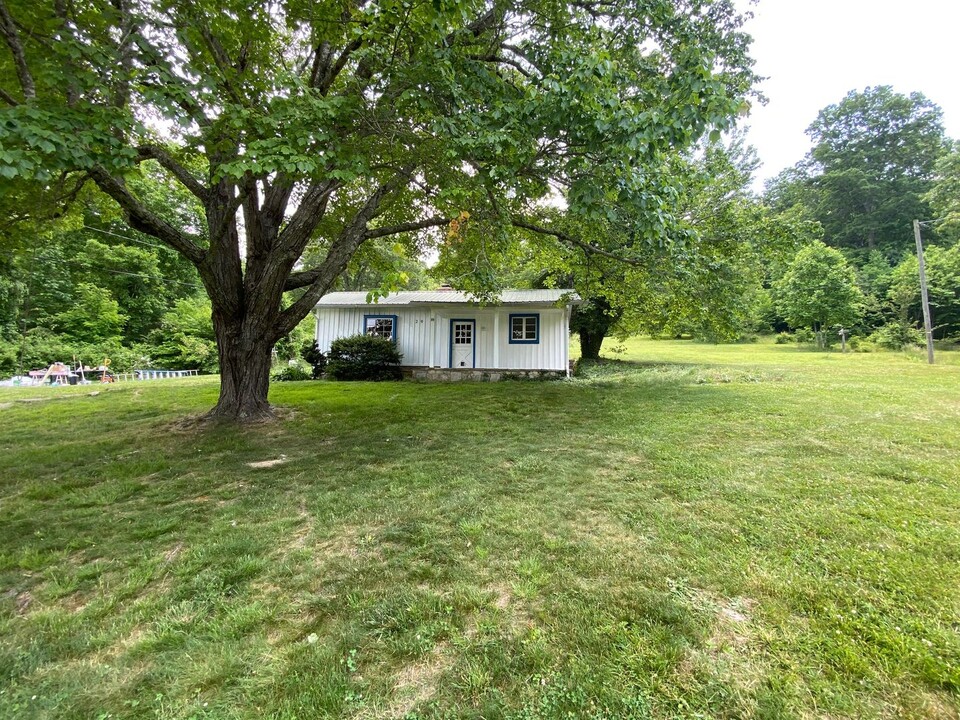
(739, 0), (960, 192)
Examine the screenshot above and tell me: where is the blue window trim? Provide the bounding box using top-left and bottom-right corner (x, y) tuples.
(508, 313), (540, 344)
(448, 318), (476, 369)
(363, 314), (398, 341)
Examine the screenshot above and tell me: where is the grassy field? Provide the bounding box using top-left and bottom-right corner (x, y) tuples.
(1, 339), (959, 719)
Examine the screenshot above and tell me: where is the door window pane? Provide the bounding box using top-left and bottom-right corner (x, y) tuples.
(454, 323), (472, 343)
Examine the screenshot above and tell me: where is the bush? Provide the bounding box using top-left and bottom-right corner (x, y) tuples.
(272, 364), (311, 382)
(868, 322), (924, 350)
(300, 340), (327, 379)
(327, 334), (403, 381)
(846, 336), (875, 353)
(793, 328), (815, 344)
(936, 335), (960, 351)
(774, 332), (793, 344)
(148, 296), (218, 372)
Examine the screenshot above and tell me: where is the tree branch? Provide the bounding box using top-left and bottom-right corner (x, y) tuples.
(135, 37), (213, 127)
(52, 0), (79, 106)
(512, 218), (643, 266)
(275, 179), (340, 255)
(273, 169), (414, 337)
(311, 37), (363, 94)
(0, 85), (17, 105)
(194, 21), (243, 104)
(0, 172), (89, 232)
(283, 216), (449, 291)
(0, 0), (36, 99)
(261, 174), (295, 227)
(460, 7), (500, 40)
(109, 0), (139, 108)
(364, 216), (449, 240)
(136, 145), (210, 202)
(89, 166), (206, 265)
(467, 54), (533, 79)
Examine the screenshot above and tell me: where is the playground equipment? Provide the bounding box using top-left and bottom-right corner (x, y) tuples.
(30, 362), (76, 385)
(14, 359), (200, 386)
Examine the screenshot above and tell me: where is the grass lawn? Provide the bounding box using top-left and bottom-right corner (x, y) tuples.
(1, 338), (959, 719)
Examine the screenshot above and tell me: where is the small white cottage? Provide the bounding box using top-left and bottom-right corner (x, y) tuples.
(314, 289), (579, 378)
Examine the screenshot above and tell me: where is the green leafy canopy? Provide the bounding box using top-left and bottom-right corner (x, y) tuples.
(775, 241), (864, 332)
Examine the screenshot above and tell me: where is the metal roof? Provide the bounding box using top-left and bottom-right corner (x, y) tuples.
(315, 289), (579, 307)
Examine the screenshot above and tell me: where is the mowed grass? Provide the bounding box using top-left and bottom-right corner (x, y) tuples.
(1, 339), (959, 720)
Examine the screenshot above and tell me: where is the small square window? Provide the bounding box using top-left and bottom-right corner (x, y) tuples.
(364, 315), (396, 340)
(508, 314), (539, 344)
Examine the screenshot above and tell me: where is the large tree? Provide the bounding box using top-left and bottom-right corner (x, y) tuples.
(512, 135), (811, 358)
(0, 0), (756, 419)
(924, 143), (960, 242)
(775, 86), (948, 262)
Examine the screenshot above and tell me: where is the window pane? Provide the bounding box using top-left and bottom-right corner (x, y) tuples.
(365, 317), (393, 338)
(510, 316), (537, 341)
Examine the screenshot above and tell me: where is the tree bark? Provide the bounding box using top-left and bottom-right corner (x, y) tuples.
(208, 309), (275, 421)
(579, 329), (605, 360)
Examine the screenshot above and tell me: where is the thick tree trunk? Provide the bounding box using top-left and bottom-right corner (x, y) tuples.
(207, 311), (276, 421)
(579, 329), (605, 360)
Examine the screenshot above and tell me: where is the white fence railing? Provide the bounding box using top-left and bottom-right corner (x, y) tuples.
(113, 369), (201, 382)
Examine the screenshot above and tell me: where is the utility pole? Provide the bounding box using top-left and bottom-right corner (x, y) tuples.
(913, 219), (935, 365)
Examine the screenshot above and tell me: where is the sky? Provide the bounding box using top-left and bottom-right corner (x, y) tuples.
(739, 0), (960, 192)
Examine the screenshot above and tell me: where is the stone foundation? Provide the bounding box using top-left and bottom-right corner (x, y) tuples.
(405, 367), (566, 382)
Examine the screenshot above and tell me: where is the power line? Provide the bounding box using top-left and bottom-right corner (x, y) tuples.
(81, 224), (177, 252)
(15, 225), (206, 292)
(61, 259), (205, 290)
(72, 224), (205, 290)
(23, 247), (205, 291)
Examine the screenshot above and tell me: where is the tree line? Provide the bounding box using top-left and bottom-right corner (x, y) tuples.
(540, 85), (959, 357)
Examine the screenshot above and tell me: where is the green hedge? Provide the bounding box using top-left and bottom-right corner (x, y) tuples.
(326, 335), (403, 381)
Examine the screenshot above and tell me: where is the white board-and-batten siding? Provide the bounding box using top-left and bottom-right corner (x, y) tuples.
(314, 305), (570, 371)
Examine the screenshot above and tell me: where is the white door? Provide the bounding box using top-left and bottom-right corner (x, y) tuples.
(450, 320), (475, 368)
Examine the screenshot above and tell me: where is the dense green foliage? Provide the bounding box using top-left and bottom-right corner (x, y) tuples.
(0, 0), (759, 417)
(769, 87), (948, 263)
(887, 244), (960, 336)
(300, 340), (328, 380)
(774, 241), (864, 343)
(271, 364), (312, 382)
(925, 145), (960, 239)
(0, 198), (214, 374)
(511, 136), (815, 355)
(327, 334), (403, 381)
(1, 339), (958, 717)
(759, 86), (958, 349)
